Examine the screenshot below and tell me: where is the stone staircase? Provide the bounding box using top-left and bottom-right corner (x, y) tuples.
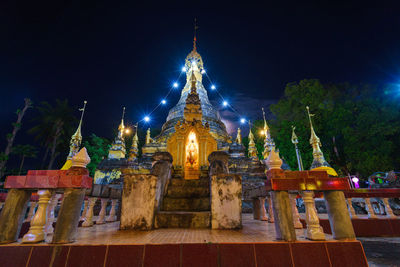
(155, 170), (211, 228)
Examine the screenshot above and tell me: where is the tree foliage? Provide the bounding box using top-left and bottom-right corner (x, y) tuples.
(268, 79), (400, 178)
(83, 134), (111, 176)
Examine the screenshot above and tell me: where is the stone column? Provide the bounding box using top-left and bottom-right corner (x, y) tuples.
(252, 198), (261, 220)
(346, 198), (357, 218)
(271, 191), (296, 241)
(22, 189), (52, 243)
(25, 201), (38, 222)
(106, 199), (117, 222)
(82, 197), (97, 227)
(364, 198), (377, 219)
(96, 198), (108, 225)
(301, 191), (325, 241)
(324, 190), (356, 240)
(383, 198), (397, 219)
(52, 188), (86, 244)
(259, 197), (268, 221)
(80, 199), (88, 220)
(45, 193), (60, 234)
(267, 195), (274, 223)
(290, 194), (303, 229)
(0, 189), (31, 244)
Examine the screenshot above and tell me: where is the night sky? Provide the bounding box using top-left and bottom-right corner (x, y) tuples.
(1, 2), (400, 151)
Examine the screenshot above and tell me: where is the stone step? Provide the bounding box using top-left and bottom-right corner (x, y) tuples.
(155, 211), (211, 228)
(166, 186), (209, 198)
(169, 178), (209, 187)
(162, 197), (210, 211)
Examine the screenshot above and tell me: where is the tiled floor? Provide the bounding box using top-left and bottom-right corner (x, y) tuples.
(20, 214), (331, 245)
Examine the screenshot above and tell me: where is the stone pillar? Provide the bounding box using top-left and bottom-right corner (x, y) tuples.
(259, 197), (268, 221)
(120, 171), (158, 230)
(364, 198), (376, 219)
(301, 191), (325, 241)
(45, 193), (60, 234)
(22, 189), (52, 243)
(211, 174), (242, 229)
(52, 188), (86, 244)
(324, 191), (356, 240)
(252, 198), (261, 220)
(267, 195), (274, 223)
(347, 198), (358, 218)
(25, 201), (38, 222)
(271, 191), (296, 241)
(96, 198), (108, 225)
(106, 199), (118, 222)
(80, 199), (88, 220)
(82, 197), (97, 227)
(290, 194), (303, 229)
(383, 198), (397, 219)
(0, 189), (31, 244)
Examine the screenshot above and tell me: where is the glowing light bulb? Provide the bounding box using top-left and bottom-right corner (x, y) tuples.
(181, 66), (186, 72)
(259, 130), (265, 136)
(191, 61), (196, 66)
(211, 85), (216, 90)
(161, 99), (166, 105)
(201, 69), (206, 74)
(223, 101), (228, 107)
(125, 128), (130, 134)
(240, 118), (246, 124)
(144, 116), (150, 122)
(173, 82), (178, 88)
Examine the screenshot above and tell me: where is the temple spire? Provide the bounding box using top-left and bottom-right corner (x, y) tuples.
(61, 100), (87, 170)
(108, 107), (126, 159)
(235, 128), (242, 144)
(118, 107), (126, 138)
(262, 107), (275, 159)
(306, 106), (331, 171)
(248, 121), (257, 159)
(129, 124), (139, 161)
(193, 18), (198, 52)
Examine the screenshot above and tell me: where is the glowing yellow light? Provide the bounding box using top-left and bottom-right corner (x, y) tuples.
(125, 128), (130, 134)
(259, 130), (265, 136)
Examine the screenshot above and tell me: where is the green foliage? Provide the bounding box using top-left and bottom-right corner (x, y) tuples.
(12, 144), (37, 158)
(269, 79), (400, 177)
(83, 134), (111, 176)
(242, 120), (266, 160)
(0, 153), (8, 162)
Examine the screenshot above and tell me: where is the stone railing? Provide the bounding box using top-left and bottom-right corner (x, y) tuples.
(0, 167), (92, 244)
(265, 169), (354, 241)
(343, 188), (400, 219)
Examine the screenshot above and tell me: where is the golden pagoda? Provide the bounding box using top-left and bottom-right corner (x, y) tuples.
(128, 126), (139, 161)
(108, 107), (126, 159)
(247, 121), (258, 160)
(261, 107), (275, 160)
(306, 106), (337, 176)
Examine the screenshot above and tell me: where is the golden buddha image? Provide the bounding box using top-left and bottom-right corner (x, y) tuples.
(186, 132), (198, 168)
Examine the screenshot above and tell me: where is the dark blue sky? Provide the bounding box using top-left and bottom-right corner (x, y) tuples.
(1, 2), (400, 150)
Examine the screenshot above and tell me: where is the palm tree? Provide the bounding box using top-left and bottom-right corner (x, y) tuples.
(12, 145), (37, 174)
(29, 99), (77, 169)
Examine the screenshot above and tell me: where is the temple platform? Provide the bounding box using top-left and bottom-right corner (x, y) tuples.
(0, 215), (368, 267)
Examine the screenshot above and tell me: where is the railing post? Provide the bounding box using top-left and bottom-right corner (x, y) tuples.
(301, 190), (325, 240)
(252, 198), (261, 220)
(45, 193), (60, 234)
(96, 198), (108, 225)
(290, 194), (303, 229)
(259, 197), (268, 221)
(22, 189), (52, 243)
(106, 199), (117, 222)
(383, 198), (397, 219)
(0, 189), (31, 244)
(364, 198), (377, 219)
(324, 190), (356, 240)
(346, 198), (358, 218)
(25, 201), (38, 222)
(80, 198), (89, 220)
(267, 195), (274, 223)
(271, 190), (296, 241)
(82, 197), (97, 227)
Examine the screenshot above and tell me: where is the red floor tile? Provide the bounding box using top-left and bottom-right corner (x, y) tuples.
(352, 219), (393, 236)
(143, 244), (180, 267)
(0, 246), (32, 267)
(254, 243), (293, 267)
(181, 243), (218, 267)
(218, 243), (256, 267)
(105, 245), (144, 267)
(66, 245), (107, 267)
(326, 241), (368, 267)
(389, 219), (400, 236)
(290, 242), (330, 267)
(27, 246), (69, 267)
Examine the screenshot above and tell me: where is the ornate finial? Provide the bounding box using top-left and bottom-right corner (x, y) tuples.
(248, 121), (257, 159)
(118, 107), (126, 138)
(306, 106), (330, 170)
(108, 107), (127, 159)
(193, 18), (199, 52)
(190, 70), (197, 93)
(66, 100), (87, 160)
(291, 126), (298, 145)
(71, 147), (91, 168)
(266, 147), (282, 170)
(146, 128), (152, 144)
(235, 128), (242, 144)
(261, 107), (275, 160)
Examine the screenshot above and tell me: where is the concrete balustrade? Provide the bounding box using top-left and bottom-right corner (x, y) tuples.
(96, 198), (108, 225)
(25, 201), (38, 222)
(259, 197), (268, 221)
(45, 193), (61, 234)
(82, 197), (97, 227)
(106, 199), (118, 222)
(290, 193), (303, 229)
